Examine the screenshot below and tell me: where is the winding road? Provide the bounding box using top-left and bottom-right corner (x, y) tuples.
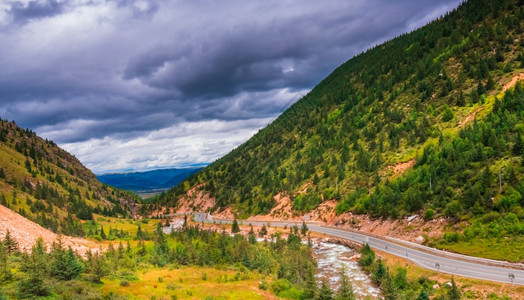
(190, 212), (524, 285)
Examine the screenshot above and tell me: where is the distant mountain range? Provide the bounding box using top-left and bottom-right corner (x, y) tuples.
(97, 167), (203, 194)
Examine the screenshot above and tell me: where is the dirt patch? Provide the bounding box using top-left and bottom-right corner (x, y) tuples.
(386, 159), (415, 176)
(247, 194), (299, 221)
(306, 200), (338, 222)
(330, 213), (447, 244)
(150, 184), (217, 217)
(459, 106), (483, 128)
(502, 72), (524, 92)
(212, 207), (235, 219)
(174, 185), (215, 214)
(0, 204), (103, 256)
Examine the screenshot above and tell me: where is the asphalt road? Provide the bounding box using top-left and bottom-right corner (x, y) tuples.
(192, 213), (524, 285)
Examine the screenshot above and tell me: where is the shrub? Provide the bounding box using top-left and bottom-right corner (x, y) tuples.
(424, 208), (435, 220)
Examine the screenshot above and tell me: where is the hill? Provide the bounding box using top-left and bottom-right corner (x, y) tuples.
(97, 167), (203, 195)
(151, 0), (524, 257)
(0, 118), (139, 236)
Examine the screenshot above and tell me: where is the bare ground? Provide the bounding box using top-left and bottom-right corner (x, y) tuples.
(502, 72), (524, 93)
(386, 159), (415, 176)
(459, 106), (484, 128)
(0, 204), (103, 255)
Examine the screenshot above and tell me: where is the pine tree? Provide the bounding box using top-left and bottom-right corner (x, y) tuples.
(136, 224), (144, 240)
(248, 225), (256, 244)
(259, 224), (268, 237)
(18, 238), (48, 297)
(372, 259), (388, 284)
(382, 276), (399, 300)
(303, 267), (318, 300)
(154, 222), (168, 254)
(447, 276), (461, 300)
(0, 241), (10, 282)
(231, 217), (240, 233)
(86, 251), (108, 283)
(3, 229), (18, 255)
(100, 225), (106, 240)
(416, 289), (429, 300)
(50, 237), (84, 281)
(317, 278), (334, 300)
(336, 265), (355, 300)
(301, 221), (308, 235)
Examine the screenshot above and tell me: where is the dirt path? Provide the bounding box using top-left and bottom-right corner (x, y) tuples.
(459, 106), (483, 128)
(502, 72), (524, 93)
(0, 204), (103, 255)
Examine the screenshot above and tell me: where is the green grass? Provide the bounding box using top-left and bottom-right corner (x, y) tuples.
(82, 215), (162, 240)
(436, 236), (524, 262)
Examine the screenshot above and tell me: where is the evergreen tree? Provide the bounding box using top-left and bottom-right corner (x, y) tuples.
(336, 265), (355, 300)
(447, 276), (461, 300)
(154, 222), (168, 254)
(416, 289), (430, 300)
(100, 225), (107, 240)
(359, 243), (375, 267)
(248, 225), (257, 244)
(3, 229), (18, 255)
(303, 267), (318, 300)
(18, 238), (48, 297)
(136, 224), (144, 240)
(259, 224), (268, 237)
(382, 276), (400, 300)
(231, 217), (240, 233)
(86, 251), (108, 283)
(372, 259), (388, 284)
(0, 241), (10, 282)
(50, 236), (84, 280)
(317, 278), (334, 300)
(301, 221), (309, 235)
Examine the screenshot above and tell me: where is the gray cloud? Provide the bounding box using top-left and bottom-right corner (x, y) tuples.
(0, 0), (462, 172)
(7, 0), (66, 25)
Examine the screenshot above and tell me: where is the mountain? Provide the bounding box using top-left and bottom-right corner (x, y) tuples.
(97, 167), (203, 194)
(151, 0), (524, 243)
(0, 118), (139, 236)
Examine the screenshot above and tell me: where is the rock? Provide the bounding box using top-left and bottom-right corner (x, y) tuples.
(433, 284), (440, 289)
(407, 215), (417, 222)
(415, 236), (424, 244)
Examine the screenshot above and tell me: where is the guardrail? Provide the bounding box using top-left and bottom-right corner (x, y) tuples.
(189, 212), (524, 271)
(319, 225), (524, 271)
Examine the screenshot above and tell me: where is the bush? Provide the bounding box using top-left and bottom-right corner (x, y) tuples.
(259, 279), (269, 290)
(442, 106), (455, 122)
(443, 232), (459, 244)
(424, 208), (435, 220)
(120, 280), (130, 287)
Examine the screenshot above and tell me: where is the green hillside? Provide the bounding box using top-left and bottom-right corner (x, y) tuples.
(153, 0), (524, 256)
(0, 118), (139, 236)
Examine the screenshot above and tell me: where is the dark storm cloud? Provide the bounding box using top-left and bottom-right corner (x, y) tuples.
(0, 0), (462, 172)
(7, 0), (66, 24)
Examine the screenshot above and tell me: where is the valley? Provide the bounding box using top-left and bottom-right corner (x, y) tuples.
(1, 0), (524, 298)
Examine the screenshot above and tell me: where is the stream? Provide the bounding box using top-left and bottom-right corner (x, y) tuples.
(312, 241), (381, 299)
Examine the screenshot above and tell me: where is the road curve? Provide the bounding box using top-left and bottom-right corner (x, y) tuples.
(191, 213), (524, 285)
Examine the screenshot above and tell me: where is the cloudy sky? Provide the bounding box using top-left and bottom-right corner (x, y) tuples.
(0, 0), (462, 174)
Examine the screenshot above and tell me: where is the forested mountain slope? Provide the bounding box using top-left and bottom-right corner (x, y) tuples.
(153, 0), (524, 233)
(0, 118), (138, 236)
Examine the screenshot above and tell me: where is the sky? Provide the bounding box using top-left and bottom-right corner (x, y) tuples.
(0, 0), (462, 174)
